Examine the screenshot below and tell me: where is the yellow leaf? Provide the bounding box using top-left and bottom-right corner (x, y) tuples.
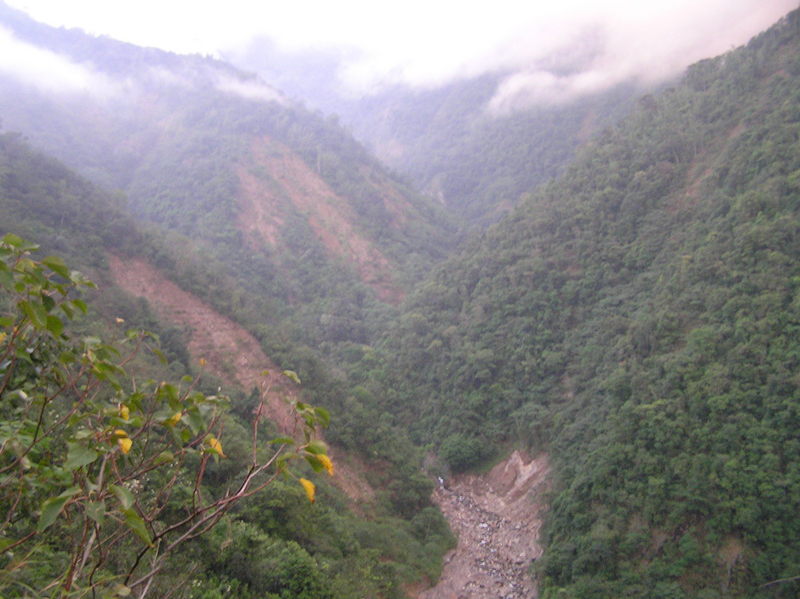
(166, 412), (181, 427)
(119, 404), (130, 421)
(198, 357), (207, 367)
(317, 454), (334, 476)
(118, 437), (132, 454)
(299, 478), (315, 503)
(207, 436), (225, 457)
(114, 429), (128, 438)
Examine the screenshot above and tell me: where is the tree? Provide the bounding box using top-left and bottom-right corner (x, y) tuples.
(0, 234), (333, 598)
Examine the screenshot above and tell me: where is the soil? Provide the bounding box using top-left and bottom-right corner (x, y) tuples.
(418, 452), (550, 599)
(236, 136), (403, 303)
(107, 254), (375, 502)
(108, 255), (297, 432)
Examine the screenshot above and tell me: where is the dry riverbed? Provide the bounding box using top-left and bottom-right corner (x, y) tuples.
(418, 452), (549, 599)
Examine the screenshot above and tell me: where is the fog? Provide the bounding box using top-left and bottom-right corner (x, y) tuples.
(6, 0), (798, 110)
(0, 25), (117, 95)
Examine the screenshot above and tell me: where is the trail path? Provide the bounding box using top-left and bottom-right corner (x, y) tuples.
(419, 452), (549, 599)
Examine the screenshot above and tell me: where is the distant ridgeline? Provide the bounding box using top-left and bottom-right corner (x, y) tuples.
(372, 10), (800, 598)
(0, 0), (455, 339)
(338, 75), (639, 228)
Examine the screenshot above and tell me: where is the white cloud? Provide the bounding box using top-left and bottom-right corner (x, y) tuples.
(0, 25), (118, 95)
(5, 0), (798, 108)
(214, 76), (285, 104)
(487, 0), (799, 112)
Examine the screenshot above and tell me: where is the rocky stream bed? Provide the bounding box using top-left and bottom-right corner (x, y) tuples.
(418, 452), (549, 599)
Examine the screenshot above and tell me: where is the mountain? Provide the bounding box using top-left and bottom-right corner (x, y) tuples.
(3, 2), (800, 598)
(368, 10), (800, 598)
(229, 43), (640, 227)
(0, 0), (454, 313)
(0, 125), (454, 598)
(0, 4), (459, 594)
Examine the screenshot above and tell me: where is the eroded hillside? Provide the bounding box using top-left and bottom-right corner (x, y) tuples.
(419, 452), (549, 599)
(107, 254), (381, 509)
(108, 255), (298, 431)
(237, 135), (401, 302)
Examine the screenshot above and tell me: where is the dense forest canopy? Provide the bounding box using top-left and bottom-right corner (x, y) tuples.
(1, 2), (799, 598)
(0, 132), (454, 598)
(368, 10), (800, 598)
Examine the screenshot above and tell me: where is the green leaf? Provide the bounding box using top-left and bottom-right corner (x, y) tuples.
(270, 436), (296, 445)
(85, 500), (106, 526)
(150, 347), (168, 365)
(154, 451), (174, 465)
(72, 298), (88, 314)
(60, 302), (74, 319)
(64, 442), (99, 470)
(282, 370), (301, 385)
(305, 440), (328, 455)
(0, 316), (13, 328)
(122, 508), (152, 545)
(37, 487), (80, 532)
(46, 314), (64, 337)
(41, 293), (55, 312)
(42, 256), (70, 279)
(304, 454), (324, 473)
(2, 233), (24, 247)
(185, 408), (206, 434)
(0, 268), (12, 289)
(18, 300), (46, 329)
(110, 484), (134, 510)
(313, 406), (331, 428)
(113, 584), (132, 597)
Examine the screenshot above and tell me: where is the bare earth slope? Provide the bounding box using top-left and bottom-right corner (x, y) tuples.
(237, 135), (403, 303)
(108, 254), (298, 432)
(108, 254), (375, 504)
(420, 452), (549, 599)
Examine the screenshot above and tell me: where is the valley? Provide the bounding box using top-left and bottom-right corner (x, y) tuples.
(1, 2), (799, 598)
(419, 453), (549, 599)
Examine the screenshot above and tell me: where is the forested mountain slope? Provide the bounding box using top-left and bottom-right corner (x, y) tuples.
(322, 78), (638, 227)
(0, 1), (454, 310)
(0, 131), (453, 598)
(370, 10), (800, 598)
(232, 44), (640, 228)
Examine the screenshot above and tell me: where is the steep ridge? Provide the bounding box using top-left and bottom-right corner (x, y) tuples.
(107, 254), (378, 508)
(0, 4), (455, 327)
(230, 46), (640, 227)
(237, 135), (401, 303)
(376, 11), (800, 598)
(419, 452), (549, 599)
(107, 255), (297, 432)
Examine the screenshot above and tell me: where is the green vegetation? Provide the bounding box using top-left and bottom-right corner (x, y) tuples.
(0, 234), (333, 595)
(370, 10), (800, 598)
(3, 3), (800, 598)
(0, 129), (453, 597)
(320, 73), (636, 228)
(0, 233), (453, 598)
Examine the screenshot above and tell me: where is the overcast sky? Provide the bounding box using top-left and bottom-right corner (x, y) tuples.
(4, 0), (798, 108)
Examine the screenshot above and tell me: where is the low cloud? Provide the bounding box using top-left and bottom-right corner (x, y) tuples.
(0, 26), (118, 96)
(220, 0), (797, 113)
(5, 0), (797, 113)
(214, 76), (285, 104)
(485, 0), (799, 113)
